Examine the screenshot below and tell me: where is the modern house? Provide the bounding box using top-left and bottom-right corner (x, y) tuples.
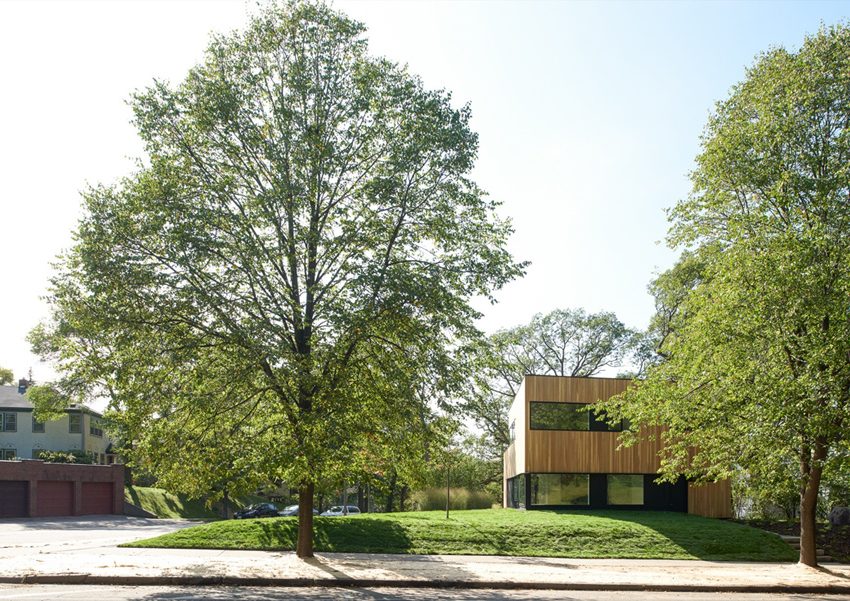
(503, 375), (731, 518)
(0, 381), (116, 465)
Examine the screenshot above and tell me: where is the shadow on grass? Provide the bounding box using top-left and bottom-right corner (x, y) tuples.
(256, 517), (414, 554)
(540, 510), (797, 562)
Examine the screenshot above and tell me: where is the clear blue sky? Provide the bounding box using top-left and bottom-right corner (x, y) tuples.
(1, 0), (848, 385)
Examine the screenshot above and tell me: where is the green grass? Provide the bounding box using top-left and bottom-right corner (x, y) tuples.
(123, 508), (797, 561)
(124, 485), (266, 519)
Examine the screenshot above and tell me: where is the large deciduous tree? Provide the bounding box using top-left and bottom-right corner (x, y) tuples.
(599, 25), (850, 567)
(466, 308), (636, 451)
(33, 1), (522, 557)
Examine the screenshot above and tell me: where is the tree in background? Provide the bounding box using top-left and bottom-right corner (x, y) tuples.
(0, 367), (13, 386)
(599, 25), (850, 566)
(31, 1), (522, 558)
(464, 308), (638, 452)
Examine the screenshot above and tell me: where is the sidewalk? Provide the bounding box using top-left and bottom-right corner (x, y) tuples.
(2, 544), (850, 592)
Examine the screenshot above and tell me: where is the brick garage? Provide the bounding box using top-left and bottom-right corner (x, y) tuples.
(0, 460), (123, 518)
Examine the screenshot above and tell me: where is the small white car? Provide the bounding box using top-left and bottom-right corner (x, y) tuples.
(320, 505), (361, 516)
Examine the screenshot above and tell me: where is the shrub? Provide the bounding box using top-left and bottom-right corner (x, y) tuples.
(38, 450), (95, 464)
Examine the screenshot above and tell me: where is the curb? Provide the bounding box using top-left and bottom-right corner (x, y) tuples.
(3, 574), (850, 593)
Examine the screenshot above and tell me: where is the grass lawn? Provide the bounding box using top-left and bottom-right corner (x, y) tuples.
(125, 485), (266, 519)
(123, 508), (796, 561)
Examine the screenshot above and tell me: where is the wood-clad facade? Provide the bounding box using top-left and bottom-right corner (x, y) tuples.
(503, 375), (732, 518)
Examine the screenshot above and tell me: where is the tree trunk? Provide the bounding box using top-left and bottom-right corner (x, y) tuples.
(799, 438), (827, 567)
(400, 485), (408, 512)
(385, 471), (397, 513)
(222, 487), (230, 520)
(296, 482), (315, 558)
(357, 484), (365, 512)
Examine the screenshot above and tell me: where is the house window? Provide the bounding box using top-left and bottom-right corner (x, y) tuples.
(89, 420), (103, 437)
(506, 475), (526, 509)
(1, 449), (16, 460)
(530, 402), (589, 431)
(32, 416), (45, 433)
(69, 413), (82, 434)
(589, 409), (629, 432)
(607, 474), (644, 505)
(509, 419), (516, 442)
(530, 473), (589, 505)
(1, 412), (17, 432)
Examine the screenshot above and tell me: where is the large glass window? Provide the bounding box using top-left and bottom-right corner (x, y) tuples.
(530, 402), (589, 430)
(607, 474), (644, 505)
(1, 449), (16, 460)
(530, 473), (589, 505)
(507, 475), (526, 509)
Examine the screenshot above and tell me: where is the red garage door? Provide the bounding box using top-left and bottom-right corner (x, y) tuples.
(81, 482), (113, 515)
(36, 481), (73, 517)
(0, 481), (28, 517)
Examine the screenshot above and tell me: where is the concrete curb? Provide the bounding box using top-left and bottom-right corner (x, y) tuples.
(3, 574), (850, 593)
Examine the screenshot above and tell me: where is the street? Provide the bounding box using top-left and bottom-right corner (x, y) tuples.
(2, 586), (850, 601)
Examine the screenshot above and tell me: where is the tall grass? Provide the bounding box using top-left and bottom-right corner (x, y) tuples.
(413, 487), (495, 510)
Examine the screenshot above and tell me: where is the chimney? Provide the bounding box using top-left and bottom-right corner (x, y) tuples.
(17, 378), (28, 395)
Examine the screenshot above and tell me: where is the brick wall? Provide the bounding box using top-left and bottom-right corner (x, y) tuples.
(0, 459), (124, 517)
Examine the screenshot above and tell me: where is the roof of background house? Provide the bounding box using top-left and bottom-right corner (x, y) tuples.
(0, 385), (34, 409)
(0, 385), (101, 416)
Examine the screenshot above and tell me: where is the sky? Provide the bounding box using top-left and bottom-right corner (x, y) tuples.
(1, 0), (848, 388)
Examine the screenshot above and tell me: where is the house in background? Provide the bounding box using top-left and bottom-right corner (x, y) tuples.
(0, 380), (116, 464)
(503, 375), (731, 518)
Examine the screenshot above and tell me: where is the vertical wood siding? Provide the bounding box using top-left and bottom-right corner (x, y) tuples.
(688, 480), (732, 518)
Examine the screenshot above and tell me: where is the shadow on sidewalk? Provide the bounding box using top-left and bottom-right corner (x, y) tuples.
(136, 586), (537, 600)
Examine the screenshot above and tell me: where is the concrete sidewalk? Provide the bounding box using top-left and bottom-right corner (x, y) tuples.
(2, 544), (850, 592)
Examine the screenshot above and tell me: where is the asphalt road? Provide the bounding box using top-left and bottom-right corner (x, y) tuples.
(1, 587), (850, 601)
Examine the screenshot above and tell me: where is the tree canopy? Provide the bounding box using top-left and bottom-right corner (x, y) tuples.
(0, 367), (13, 386)
(32, 0), (522, 557)
(465, 308), (637, 451)
(599, 24), (850, 566)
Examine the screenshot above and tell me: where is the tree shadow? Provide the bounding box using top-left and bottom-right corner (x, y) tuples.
(255, 517), (415, 554)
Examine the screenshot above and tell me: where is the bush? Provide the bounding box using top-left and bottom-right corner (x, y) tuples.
(413, 487), (495, 511)
(38, 450), (95, 464)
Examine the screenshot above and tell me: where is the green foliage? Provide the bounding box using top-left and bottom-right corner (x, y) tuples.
(423, 433), (502, 499)
(38, 450), (95, 464)
(598, 24), (850, 565)
(123, 508), (796, 561)
(30, 0), (522, 554)
(0, 367), (13, 385)
(412, 487), (495, 510)
(26, 384), (69, 422)
(465, 308), (638, 451)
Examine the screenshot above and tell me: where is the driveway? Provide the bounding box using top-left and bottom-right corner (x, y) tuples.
(0, 516), (196, 555)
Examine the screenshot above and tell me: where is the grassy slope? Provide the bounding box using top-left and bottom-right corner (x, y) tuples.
(125, 485), (221, 519)
(123, 508), (796, 561)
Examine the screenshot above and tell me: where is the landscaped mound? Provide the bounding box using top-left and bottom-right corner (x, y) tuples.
(123, 509), (796, 561)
